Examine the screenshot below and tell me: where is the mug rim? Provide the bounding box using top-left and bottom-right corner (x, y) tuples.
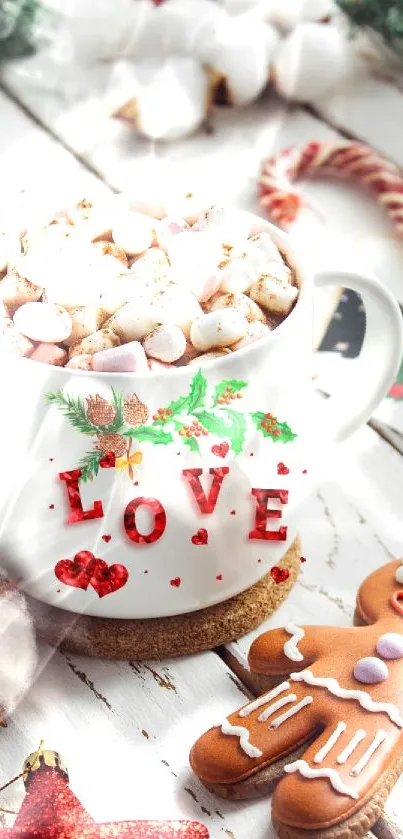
(1, 216), (312, 379)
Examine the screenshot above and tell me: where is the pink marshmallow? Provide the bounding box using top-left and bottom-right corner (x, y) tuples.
(93, 341), (149, 373)
(30, 343), (68, 366)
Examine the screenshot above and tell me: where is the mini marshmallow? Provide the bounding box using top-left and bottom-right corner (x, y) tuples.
(167, 231), (222, 302)
(0, 270), (43, 314)
(130, 248), (171, 285)
(94, 240), (129, 266)
(231, 320), (271, 350)
(112, 212), (155, 256)
(188, 348), (232, 364)
(0, 318), (33, 357)
(143, 324), (187, 363)
(249, 272), (298, 316)
(13, 302), (72, 344)
(210, 292), (267, 323)
(66, 354), (94, 370)
(67, 198), (116, 242)
(30, 343), (68, 366)
(148, 358), (175, 371)
(218, 254), (259, 295)
(248, 232), (284, 266)
(105, 302), (157, 343)
(190, 308), (248, 351)
(64, 306), (106, 347)
(150, 285), (203, 338)
(69, 328), (120, 358)
(197, 206), (252, 246)
(156, 217), (189, 253)
(93, 341), (149, 373)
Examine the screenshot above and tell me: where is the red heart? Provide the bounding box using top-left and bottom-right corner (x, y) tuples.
(170, 577), (181, 588)
(54, 551), (97, 591)
(277, 462), (289, 475)
(102, 534), (112, 543)
(191, 528), (208, 546)
(270, 566), (290, 584)
(211, 442), (229, 459)
(99, 451), (116, 468)
(90, 559), (128, 598)
(216, 574), (223, 581)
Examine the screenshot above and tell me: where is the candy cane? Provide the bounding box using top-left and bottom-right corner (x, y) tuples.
(259, 140), (403, 235)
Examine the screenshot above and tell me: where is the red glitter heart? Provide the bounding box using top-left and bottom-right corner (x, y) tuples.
(54, 551), (97, 591)
(270, 566), (290, 584)
(277, 462), (290, 475)
(170, 577), (181, 587)
(302, 469), (307, 474)
(102, 535), (112, 543)
(216, 574), (223, 581)
(90, 559), (128, 598)
(49, 504), (54, 510)
(191, 528), (208, 546)
(99, 451), (116, 468)
(211, 442), (229, 458)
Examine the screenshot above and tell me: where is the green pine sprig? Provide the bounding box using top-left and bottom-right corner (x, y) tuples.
(46, 390), (125, 435)
(78, 450), (103, 483)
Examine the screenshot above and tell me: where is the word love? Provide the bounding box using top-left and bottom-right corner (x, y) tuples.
(59, 467), (289, 544)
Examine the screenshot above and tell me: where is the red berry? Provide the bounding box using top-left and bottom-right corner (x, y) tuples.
(152, 414), (158, 421)
(236, 393), (242, 398)
(261, 421), (267, 428)
(195, 431), (201, 437)
(273, 429), (280, 437)
(265, 413), (272, 419)
(166, 409), (172, 415)
(202, 429), (208, 436)
(183, 425), (189, 430)
(218, 398), (224, 404)
(186, 431), (192, 437)
(226, 386), (232, 392)
(230, 393), (235, 400)
(158, 408), (164, 414)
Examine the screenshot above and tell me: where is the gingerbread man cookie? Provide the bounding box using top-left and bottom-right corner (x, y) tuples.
(190, 561), (403, 839)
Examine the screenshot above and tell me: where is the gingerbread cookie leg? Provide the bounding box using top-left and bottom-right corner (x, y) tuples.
(190, 560), (403, 839)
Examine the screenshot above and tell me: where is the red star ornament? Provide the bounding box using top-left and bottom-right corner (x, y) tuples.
(1, 744), (208, 839)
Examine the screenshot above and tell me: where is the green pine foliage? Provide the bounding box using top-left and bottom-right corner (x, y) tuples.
(337, 0), (403, 55)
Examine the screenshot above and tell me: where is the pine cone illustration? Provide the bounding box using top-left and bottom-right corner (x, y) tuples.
(87, 395), (116, 427)
(97, 433), (127, 457)
(123, 394), (149, 427)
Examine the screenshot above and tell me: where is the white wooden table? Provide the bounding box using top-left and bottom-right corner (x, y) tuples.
(1, 59), (403, 839)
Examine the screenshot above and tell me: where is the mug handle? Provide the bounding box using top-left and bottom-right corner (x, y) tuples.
(314, 270), (403, 442)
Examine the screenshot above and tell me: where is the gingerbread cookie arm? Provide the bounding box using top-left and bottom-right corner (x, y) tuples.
(248, 624), (344, 676)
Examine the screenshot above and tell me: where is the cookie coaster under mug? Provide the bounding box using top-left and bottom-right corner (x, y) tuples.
(27, 537), (301, 660)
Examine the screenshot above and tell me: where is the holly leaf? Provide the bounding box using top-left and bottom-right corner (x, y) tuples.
(187, 369), (208, 413)
(195, 410), (231, 437)
(221, 408), (246, 455)
(251, 411), (296, 442)
(277, 421), (297, 443)
(251, 411), (266, 430)
(182, 436), (200, 454)
(213, 379), (247, 406)
(164, 393), (190, 417)
(125, 426), (173, 445)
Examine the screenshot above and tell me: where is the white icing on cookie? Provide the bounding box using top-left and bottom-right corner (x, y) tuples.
(291, 670), (403, 727)
(283, 623), (305, 662)
(239, 682), (290, 718)
(284, 760), (359, 800)
(270, 696), (313, 729)
(220, 720), (262, 758)
(314, 722), (346, 764)
(337, 730), (366, 764)
(350, 730), (387, 776)
(257, 694), (297, 722)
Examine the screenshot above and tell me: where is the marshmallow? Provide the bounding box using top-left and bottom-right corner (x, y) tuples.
(0, 270), (43, 314)
(149, 285), (203, 338)
(69, 328), (120, 358)
(94, 240), (129, 266)
(0, 318), (33, 357)
(143, 324), (187, 363)
(93, 341), (149, 373)
(0, 234), (21, 273)
(249, 266), (298, 316)
(197, 206), (252, 246)
(130, 248), (171, 285)
(13, 302), (72, 344)
(64, 306), (106, 346)
(231, 320), (271, 350)
(188, 348), (232, 364)
(210, 292), (267, 323)
(218, 254), (259, 295)
(167, 231), (222, 302)
(248, 232), (284, 265)
(105, 302), (156, 343)
(112, 212), (155, 255)
(30, 343), (68, 366)
(66, 354), (94, 370)
(190, 309), (247, 351)
(148, 358), (175, 372)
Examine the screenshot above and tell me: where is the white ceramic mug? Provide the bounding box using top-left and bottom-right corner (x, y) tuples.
(0, 216), (401, 619)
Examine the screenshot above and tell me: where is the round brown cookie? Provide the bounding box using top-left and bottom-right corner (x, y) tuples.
(27, 536), (301, 660)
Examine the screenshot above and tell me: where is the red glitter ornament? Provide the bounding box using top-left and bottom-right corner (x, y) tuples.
(59, 470), (104, 524)
(90, 559), (128, 598)
(99, 452), (116, 469)
(54, 551), (97, 591)
(277, 463), (289, 475)
(191, 528), (208, 546)
(124, 497), (167, 545)
(170, 577), (181, 588)
(0, 743), (208, 838)
(248, 489), (288, 542)
(211, 442), (229, 459)
(270, 566), (290, 584)
(102, 535), (112, 543)
(182, 468), (229, 514)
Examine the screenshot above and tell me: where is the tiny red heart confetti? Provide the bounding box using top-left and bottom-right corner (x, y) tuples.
(170, 577), (181, 587)
(230, 509), (236, 515)
(102, 535), (112, 543)
(211, 441), (229, 458)
(300, 556), (307, 563)
(191, 528), (208, 546)
(133, 481), (139, 486)
(302, 469), (307, 474)
(99, 451), (116, 468)
(277, 462), (290, 475)
(216, 573), (223, 581)
(49, 458), (54, 462)
(49, 504), (54, 509)
(270, 566), (290, 584)
(249, 452), (254, 457)
(257, 559), (262, 563)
